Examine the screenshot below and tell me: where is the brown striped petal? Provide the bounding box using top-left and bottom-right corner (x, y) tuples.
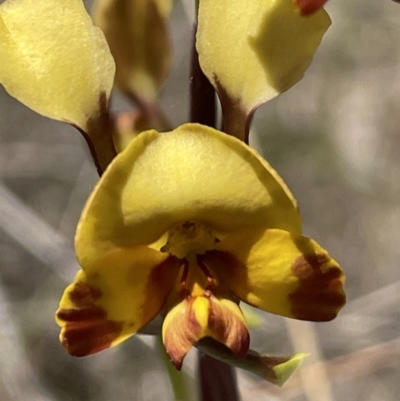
(162, 295), (250, 370)
(56, 247), (180, 356)
(203, 228), (346, 322)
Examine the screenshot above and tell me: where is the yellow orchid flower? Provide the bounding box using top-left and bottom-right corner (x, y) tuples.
(56, 123), (346, 369)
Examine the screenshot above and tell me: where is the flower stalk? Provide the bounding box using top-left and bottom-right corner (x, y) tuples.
(77, 93), (117, 176)
(189, 24), (216, 129)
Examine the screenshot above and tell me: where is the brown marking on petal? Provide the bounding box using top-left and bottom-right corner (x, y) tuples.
(142, 255), (181, 321)
(56, 306), (106, 322)
(290, 254), (346, 321)
(164, 289), (251, 369)
(295, 0), (328, 16)
(69, 282), (102, 306)
(163, 298), (202, 370)
(188, 303), (202, 337)
(203, 250), (245, 285)
(292, 254), (331, 279)
(148, 255), (180, 287)
(56, 282), (106, 326)
(61, 319), (123, 357)
(57, 281), (123, 356)
(208, 298), (250, 357)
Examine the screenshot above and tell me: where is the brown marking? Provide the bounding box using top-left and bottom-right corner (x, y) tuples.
(178, 259), (190, 294)
(201, 250), (243, 284)
(57, 281), (123, 356)
(292, 254), (331, 279)
(187, 305), (203, 342)
(74, 91), (117, 176)
(208, 298), (250, 357)
(142, 255), (182, 320)
(148, 255), (181, 287)
(56, 306), (106, 322)
(295, 0), (327, 16)
(69, 282), (102, 306)
(182, 221), (196, 229)
(163, 298), (202, 370)
(213, 75), (252, 143)
(289, 254), (346, 321)
(61, 319), (123, 357)
(197, 255), (218, 289)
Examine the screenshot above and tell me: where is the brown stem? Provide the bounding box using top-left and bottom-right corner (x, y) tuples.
(221, 101), (255, 145)
(76, 92), (117, 176)
(199, 353), (240, 401)
(215, 79), (254, 144)
(190, 24), (216, 128)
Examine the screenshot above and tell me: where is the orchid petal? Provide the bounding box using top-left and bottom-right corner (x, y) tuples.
(162, 295), (250, 370)
(56, 247), (180, 356)
(0, 0), (115, 132)
(204, 228), (345, 321)
(197, 0), (330, 139)
(76, 124), (301, 267)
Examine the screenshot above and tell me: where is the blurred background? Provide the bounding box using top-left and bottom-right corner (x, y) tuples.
(1, 0), (400, 400)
